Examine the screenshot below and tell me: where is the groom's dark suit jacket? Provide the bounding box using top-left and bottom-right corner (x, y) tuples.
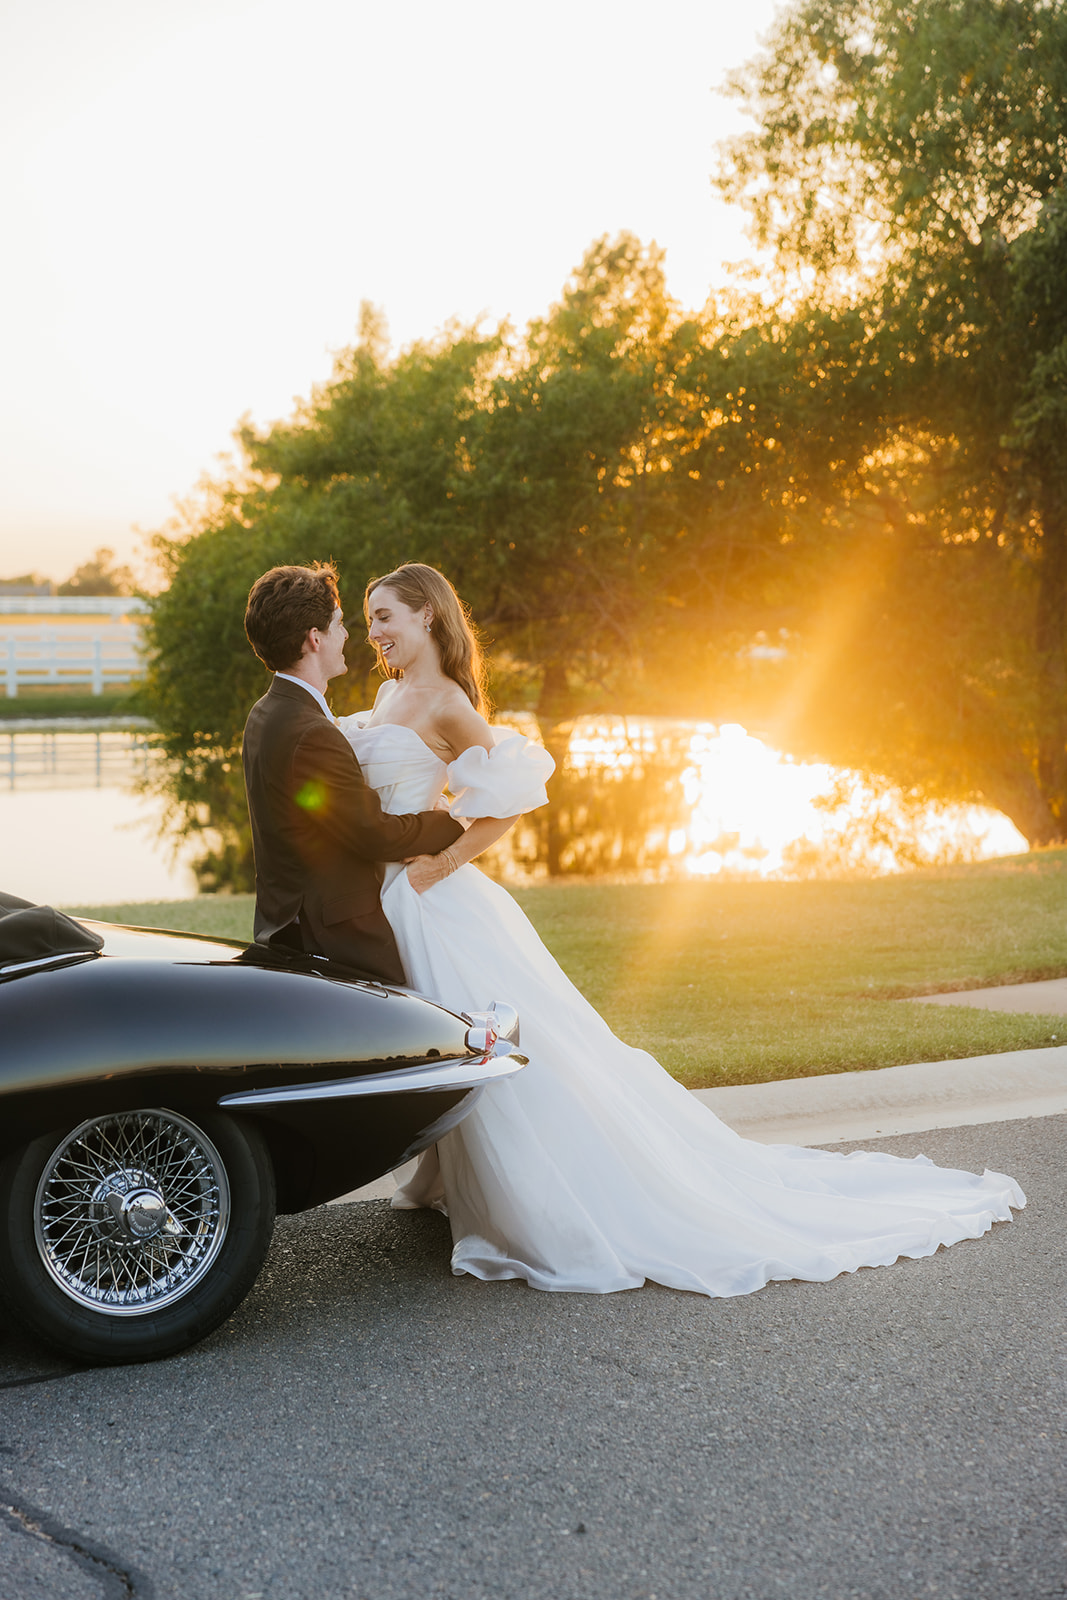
(242, 675), (463, 985)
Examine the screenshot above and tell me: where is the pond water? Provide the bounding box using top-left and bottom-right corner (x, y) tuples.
(0, 728), (197, 906)
(488, 715), (1026, 883)
(0, 721), (1028, 907)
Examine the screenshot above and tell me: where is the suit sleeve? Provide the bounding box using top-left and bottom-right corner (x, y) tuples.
(290, 722), (463, 862)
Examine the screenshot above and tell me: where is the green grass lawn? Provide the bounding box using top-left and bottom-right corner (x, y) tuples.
(69, 849), (1067, 1089)
(0, 687), (144, 720)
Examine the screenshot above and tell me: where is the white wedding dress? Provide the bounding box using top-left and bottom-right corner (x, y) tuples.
(340, 718), (1025, 1297)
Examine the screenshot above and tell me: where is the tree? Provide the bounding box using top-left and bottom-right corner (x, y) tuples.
(0, 572), (54, 594)
(143, 241), (718, 884)
(58, 547), (135, 597)
(709, 0), (1067, 844)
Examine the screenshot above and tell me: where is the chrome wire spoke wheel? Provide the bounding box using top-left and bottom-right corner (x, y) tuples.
(33, 1110), (231, 1317)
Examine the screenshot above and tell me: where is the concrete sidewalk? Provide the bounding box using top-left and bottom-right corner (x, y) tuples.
(691, 1042), (1067, 1144)
(336, 1040), (1067, 1203)
(908, 974), (1067, 1014)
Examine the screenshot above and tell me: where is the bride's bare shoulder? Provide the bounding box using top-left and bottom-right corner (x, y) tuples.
(436, 686), (493, 758)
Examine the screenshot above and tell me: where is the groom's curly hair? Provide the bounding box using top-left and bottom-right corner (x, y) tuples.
(245, 562), (340, 672)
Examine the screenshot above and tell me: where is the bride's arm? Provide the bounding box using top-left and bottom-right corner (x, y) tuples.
(405, 695), (549, 893)
(405, 695), (501, 891)
(406, 812), (520, 894)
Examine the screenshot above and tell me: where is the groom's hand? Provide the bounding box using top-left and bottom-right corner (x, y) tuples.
(404, 852), (453, 895)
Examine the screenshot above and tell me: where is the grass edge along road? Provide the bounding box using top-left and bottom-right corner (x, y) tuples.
(70, 850), (1067, 1090)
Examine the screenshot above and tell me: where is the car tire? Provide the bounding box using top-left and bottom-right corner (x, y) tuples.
(0, 1108), (276, 1364)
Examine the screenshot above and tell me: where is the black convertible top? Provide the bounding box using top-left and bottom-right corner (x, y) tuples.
(0, 891), (104, 968)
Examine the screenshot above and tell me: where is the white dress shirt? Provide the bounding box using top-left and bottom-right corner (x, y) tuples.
(274, 672), (334, 723)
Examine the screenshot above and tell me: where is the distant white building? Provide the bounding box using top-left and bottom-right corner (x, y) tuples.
(0, 580), (56, 596)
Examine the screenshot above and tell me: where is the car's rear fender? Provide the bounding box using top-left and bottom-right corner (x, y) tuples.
(0, 957), (473, 1095)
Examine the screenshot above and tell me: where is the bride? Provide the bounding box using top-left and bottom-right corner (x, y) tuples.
(338, 562), (1024, 1298)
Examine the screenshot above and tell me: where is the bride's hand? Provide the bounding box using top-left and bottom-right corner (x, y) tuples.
(405, 852), (453, 895)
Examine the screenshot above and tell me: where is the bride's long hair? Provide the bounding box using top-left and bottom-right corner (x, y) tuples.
(364, 563), (490, 716)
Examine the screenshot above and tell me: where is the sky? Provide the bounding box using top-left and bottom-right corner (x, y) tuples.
(0, 0), (781, 585)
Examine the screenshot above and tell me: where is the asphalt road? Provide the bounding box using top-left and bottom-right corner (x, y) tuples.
(1, 1115), (1064, 1600)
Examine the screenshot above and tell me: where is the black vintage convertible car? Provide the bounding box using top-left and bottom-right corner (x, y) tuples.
(0, 891), (524, 1365)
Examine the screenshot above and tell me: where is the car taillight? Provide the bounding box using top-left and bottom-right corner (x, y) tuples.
(464, 1012), (499, 1054)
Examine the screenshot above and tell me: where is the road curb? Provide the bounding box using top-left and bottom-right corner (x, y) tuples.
(693, 1043), (1067, 1145)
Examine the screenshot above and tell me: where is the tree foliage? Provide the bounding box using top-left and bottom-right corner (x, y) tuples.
(143, 238), (762, 885)
(717, 0), (1067, 287)
(145, 1), (1067, 884)
(58, 546), (135, 597)
(712, 0), (1067, 843)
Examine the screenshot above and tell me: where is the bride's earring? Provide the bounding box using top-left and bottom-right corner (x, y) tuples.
(425, 617), (433, 632)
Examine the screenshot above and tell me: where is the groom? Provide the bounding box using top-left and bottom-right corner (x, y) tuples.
(241, 561), (463, 985)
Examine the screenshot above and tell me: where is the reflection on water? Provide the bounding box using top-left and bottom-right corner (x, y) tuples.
(1, 787), (198, 905)
(0, 728), (195, 905)
(0, 721), (1028, 905)
(489, 716), (1026, 882)
(0, 727), (153, 790)
(680, 723), (1026, 877)
(493, 714), (694, 880)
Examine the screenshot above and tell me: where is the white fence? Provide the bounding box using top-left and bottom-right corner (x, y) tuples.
(0, 595), (148, 617)
(1, 624), (145, 697)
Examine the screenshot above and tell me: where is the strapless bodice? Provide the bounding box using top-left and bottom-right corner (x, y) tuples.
(338, 717), (555, 819)
(339, 719), (447, 815)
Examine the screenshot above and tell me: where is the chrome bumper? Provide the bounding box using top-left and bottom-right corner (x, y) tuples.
(217, 1049), (527, 1109)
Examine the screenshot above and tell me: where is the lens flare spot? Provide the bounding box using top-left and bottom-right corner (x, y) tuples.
(295, 780), (327, 812)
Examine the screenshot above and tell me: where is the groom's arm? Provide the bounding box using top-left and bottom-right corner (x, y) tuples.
(291, 722), (462, 861)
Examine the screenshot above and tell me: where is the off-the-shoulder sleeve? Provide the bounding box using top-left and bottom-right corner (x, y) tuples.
(447, 734), (555, 819)
(334, 712), (371, 737)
